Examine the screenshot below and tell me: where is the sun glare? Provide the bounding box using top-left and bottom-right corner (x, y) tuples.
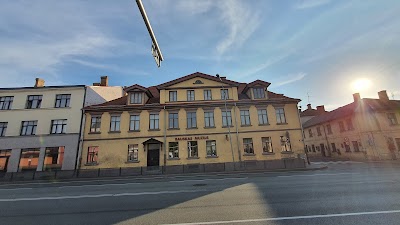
(352, 78), (371, 92)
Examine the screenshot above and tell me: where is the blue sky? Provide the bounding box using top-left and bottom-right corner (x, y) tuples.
(1, 0), (399, 110)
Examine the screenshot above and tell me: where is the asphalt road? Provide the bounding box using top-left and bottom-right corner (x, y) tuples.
(0, 161), (400, 225)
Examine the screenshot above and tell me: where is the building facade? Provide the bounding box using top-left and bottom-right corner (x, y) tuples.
(0, 77), (123, 173)
(304, 91), (400, 161)
(81, 72), (305, 170)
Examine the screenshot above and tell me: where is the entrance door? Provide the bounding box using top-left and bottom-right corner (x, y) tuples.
(320, 144), (326, 157)
(147, 144), (160, 167)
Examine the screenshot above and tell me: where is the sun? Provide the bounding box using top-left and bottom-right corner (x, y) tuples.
(352, 78), (371, 92)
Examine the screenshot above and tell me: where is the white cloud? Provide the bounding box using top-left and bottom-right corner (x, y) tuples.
(239, 53), (293, 79)
(274, 72), (307, 87)
(215, 0), (261, 55)
(294, 0), (331, 9)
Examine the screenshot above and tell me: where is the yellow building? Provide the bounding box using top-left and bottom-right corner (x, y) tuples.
(81, 72), (305, 171)
(304, 91), (400, 161)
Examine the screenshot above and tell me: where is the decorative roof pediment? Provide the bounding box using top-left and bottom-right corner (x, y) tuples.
(157, 72), (239, 89)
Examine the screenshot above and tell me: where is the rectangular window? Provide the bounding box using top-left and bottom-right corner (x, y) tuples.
(55, 94), (71, 108)
(20, 121), (37, 136)
(257, 109), (268, 125)
(149, 113), (159, 130)
(169, 112), (179, 129)
(331, 143), (337, 152)
(204, 90), (212, 100)
(280, 136), (292, 152)
(312, 144), (316, 152)
(308, 129), (313, 138)
(0, 122), (7, 137)
(19, 148), (40, 171)
(243, 138), (254, 154)
(50, 119), (67, 134)
(262, 137), (273, 153)
(187, 90), (195, 101)
(221, 89), (229, 100)
(206, 140), (217, 157)
(344, 143), (351, 152)
(0, 96), (13, 110)
(240, 110), (251, 126)
(395, 138), (400, 151)
(129, 115), (140, 131)
(130, 92), (143, 104)
(26, 95), (42, 109)
(317, 127), (322, 136)
(387, 113), (398, 125)
(339, 121), (345, 132)
(187, 111), (197, 128)
(169, 91), (177, 102)
(87, 146), (99, 164)
(128, 144), (139, 162)
(326, 124), (332, 134)
(275, 108), (286, 124)
(90, 116), (101, 133)
(0, 150), (12, 172)
(187, 141), (198, 158)
(204, 111), (215, 127)
(222, 110), (232, 127)
(352, 141), (360, 152)
(253, 87), (265, 99)
(346, 119), (354, 130)
(110, 115), (121, 132)
(168, 142), (179, 159)
(43, 147), (64, 171)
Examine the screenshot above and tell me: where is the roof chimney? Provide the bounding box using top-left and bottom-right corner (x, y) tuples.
(316, 105), (325, 113)
(100, 76), (108, 86)
(353, 93), (361, 102)
(34, 78), (45, 88)
(378, 90), (389, 101)
(307, 104), (312, 110)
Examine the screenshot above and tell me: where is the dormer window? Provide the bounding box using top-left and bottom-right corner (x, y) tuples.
(130, 92), (143, 104)
(253, 87), (265, 99)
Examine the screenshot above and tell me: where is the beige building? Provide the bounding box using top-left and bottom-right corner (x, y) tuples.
(81, 72), (305, 171)
(0, 77), (123, 173)
(304, 91), (400, 161)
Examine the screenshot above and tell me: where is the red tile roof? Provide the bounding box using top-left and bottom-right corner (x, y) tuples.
(157, 72), (239, 88)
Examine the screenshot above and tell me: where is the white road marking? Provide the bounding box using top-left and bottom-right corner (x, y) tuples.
(57, 182), (143, 188)
(277, 172), (359, 178)
(312, 161), (363, 164)
(0, 189), (207, 202)
(0, 187), (33, 191)
(168, 177), (247, 183)
(161, 209), (400, 225)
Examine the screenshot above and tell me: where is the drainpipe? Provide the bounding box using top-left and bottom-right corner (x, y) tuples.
(233, 102), (241, 162)
(163, 105), (167, 172)
(296, 105), (310, 164)
(75, 87), (87, 170)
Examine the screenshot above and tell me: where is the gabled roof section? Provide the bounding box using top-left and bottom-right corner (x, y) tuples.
(267, 91), (300, 101)
(157, 72), (239, 88)
(363, 99), (400, 111)
(124, 84), (153, 98)
(300, 109), (322, 117)
(303, 102), (356, 128)
(85, 95), (128, 108)
(247, 80), (271, 88)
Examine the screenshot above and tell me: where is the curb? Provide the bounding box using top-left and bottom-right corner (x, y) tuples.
(0, 166), (328, 185)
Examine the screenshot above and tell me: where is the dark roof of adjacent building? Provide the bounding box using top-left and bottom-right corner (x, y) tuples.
(303, 98), (400, 128)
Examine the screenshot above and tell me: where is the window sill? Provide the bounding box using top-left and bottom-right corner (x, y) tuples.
(262, 152), (275, 155)
(148, 129), (161, 131)
(54, 106), (71, 109)
(186, 127), (198, 130)
(206, 155), (219, 158)
(276, 123), (288, 125)
(187, 157), (200, 160)
(168, 128), (180, 130)
(222, 126), (234, 128)
(125, 160), (140, 164)
(167, 158), (180, 160)
(84, 163), (99, 166)
(49, 133), (66, 135)
(108, 131), (121, 134)
(20, 134), (36, 136)
(243, 153), (255, 156)
(88, 132), (101, 134)
(204, 126), (216, 129)
(281, 151), (293, 154)
(128, 130), (141, 133)
(258, 123), (270, 126)
(241, 124), (252, 127)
